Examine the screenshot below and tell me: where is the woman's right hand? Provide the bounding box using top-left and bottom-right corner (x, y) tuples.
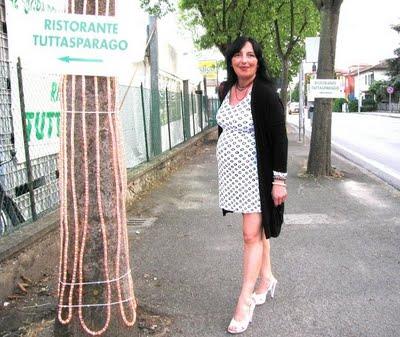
(272, 184), (287, 206)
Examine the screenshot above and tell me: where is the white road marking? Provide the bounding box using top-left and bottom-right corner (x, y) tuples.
(284, 213), (332, 225)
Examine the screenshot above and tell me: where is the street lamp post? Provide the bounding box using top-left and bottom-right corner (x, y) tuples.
(299, 60), (304, 142)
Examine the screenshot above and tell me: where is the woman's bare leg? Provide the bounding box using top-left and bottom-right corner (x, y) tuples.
(255, 233), (274, 294)
(233, 212), (263, 321)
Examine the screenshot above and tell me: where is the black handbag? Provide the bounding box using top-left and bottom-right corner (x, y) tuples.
(270, 203), (284, 237)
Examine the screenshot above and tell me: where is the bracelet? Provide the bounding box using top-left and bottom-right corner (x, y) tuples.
(272, 181), (287, 187)
(273, 171), (287, 181)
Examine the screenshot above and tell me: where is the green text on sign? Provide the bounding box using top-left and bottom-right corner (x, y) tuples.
(32, 17), (128, 51)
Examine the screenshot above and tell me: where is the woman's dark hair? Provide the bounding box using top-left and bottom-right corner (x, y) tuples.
(225, 36), (273, 87)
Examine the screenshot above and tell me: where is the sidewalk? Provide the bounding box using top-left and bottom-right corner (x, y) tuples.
(1, 128), (399, 336)
(128, 128), (400, 337)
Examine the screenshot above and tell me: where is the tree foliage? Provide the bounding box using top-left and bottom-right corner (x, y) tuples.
(251, 0), (319, 81)
(369, 80), (390, 103)
(179, 0), (257, 55)
(140, 0), (174, 17)
(179, 0), (319, 80)
(332, 97), (346, 112)
(179, 0), (319, 113)
(140, 0), (319, 112)
(291, 82), (300, 102)
(388, 23), (400, 91)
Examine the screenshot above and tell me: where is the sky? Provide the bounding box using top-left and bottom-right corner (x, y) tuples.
(335, 0), (400, 69)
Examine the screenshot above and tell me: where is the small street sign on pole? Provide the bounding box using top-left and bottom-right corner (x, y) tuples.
(387, 86), (394, 112)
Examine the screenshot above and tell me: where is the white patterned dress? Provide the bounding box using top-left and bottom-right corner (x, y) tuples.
(216, 89), (261, 213)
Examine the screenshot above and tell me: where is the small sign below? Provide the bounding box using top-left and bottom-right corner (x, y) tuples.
(387, 86), (394, 94)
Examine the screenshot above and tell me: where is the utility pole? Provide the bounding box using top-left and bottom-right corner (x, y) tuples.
(149, 15), (161, 156)
(299, 61), (304, 142)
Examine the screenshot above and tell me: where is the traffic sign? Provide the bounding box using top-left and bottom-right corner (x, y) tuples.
(387, 86), (394, 94)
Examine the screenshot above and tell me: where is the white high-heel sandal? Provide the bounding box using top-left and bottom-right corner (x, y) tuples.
(252, 276), (277, 305)
(227, 298), (256, 334)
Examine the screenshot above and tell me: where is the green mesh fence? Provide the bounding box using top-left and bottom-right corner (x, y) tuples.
(0, 76), (218, 236)
(118, 85), (217, 167)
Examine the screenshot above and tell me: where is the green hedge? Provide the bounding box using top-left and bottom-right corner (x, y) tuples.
(333, 98), (348, 112)
(361, 98), (377, 112)
(348, 98), (358, 112)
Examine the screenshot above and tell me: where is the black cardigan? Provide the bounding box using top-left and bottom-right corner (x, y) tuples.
(217, 77), (288, 238)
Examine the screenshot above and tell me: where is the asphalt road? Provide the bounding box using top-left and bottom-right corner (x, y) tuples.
(288, 112), (400, 189)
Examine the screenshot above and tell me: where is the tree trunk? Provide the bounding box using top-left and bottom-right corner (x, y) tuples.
(307, 1), (342, 176)
(54, 1), (137, 336)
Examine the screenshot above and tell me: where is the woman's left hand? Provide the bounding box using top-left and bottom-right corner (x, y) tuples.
(272, 184), (287, 206)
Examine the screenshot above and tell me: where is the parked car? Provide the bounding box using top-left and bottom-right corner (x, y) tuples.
(287, 101), (299, 114)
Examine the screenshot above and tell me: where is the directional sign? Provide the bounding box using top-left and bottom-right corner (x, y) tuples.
(309, 79), (345, 99)
(387, 86), (394, 94)
(58, 56), (104, 63)
(5, 1), (146, 76)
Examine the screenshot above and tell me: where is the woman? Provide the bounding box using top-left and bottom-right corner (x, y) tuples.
(216, 36), (288, 334)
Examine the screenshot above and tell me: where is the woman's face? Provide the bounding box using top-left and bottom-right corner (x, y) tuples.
(231, 41), (258, 81)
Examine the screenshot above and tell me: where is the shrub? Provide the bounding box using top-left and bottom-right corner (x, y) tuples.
(333, 98), (348, 112)
(348, 98), (359, 112)
(361, 98), (377, 112)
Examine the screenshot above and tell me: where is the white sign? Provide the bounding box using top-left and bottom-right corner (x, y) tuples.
(5, 0), (64, 163)
(5, 0), (147, 163)
(387, 86), (394, 94)
(5, 2), (146, 76)
(305, 37), (320, 63)
(309, 79), (345, 99)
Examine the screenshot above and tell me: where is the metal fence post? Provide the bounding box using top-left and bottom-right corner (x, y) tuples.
(165, 87), (172, 150)
(199, 94), (204, 131)
(182, 80), (191, 140)
(209, 99), (214, 127)
(180, 91), (186, 141)
(204, 97), (209, 125)
(17, 58), (37, 221)
(140, 83), (150, 162)
(191, 93), (196, 136)
(209, 98), (214, 126)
